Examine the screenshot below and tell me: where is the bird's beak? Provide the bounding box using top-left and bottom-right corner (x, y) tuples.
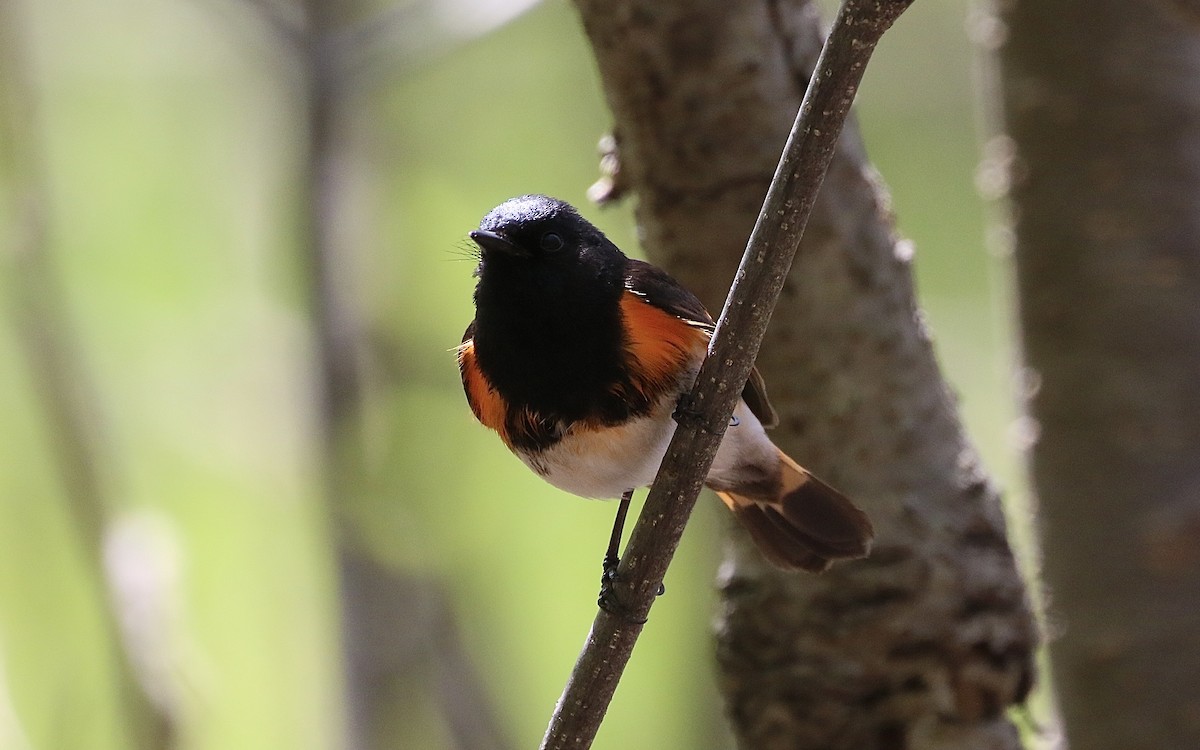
(469, 230), (530, 258)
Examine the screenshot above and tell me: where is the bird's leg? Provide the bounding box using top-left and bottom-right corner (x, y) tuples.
(598, 489), (663, 621)
(599, 488), (633, 604)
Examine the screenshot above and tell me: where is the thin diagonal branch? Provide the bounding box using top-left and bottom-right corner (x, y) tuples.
(539, 1), (916, 748)
(580, 2), (1037, 746)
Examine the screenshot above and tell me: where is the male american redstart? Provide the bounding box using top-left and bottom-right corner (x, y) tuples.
(458, 195), (873, 608)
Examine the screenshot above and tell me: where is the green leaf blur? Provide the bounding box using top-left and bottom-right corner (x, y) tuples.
(0, 0), (1026, 748)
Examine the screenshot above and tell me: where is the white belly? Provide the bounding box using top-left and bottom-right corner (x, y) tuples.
(521, 401), (776, 500)
(522, 411), (675, 499)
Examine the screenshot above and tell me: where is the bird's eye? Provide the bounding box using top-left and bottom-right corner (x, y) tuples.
(539, 232), (564, 252)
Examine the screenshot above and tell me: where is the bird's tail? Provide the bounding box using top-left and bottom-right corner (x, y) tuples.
(714, 448), (874, 572)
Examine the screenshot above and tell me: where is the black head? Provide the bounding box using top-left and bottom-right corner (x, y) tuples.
(466, 196), (634, 421)
(469, 195), (624, 277)
(469, 194), (629, 331)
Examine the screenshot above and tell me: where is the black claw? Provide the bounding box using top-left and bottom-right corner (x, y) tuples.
(596, 559), (664, 624)
(673, 393), (730, 433)
(598, 556), (623, 612)
(598, 577), (644, 622)
(602, 552), (620, 581)
(598, 588), (647, 625)
(673, 393), (700, 425)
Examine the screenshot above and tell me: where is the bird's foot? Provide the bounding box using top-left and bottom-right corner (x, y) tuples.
(672, 393), (703, 426)
(597, 554), (664, 625)
(673, 393), (737, 432)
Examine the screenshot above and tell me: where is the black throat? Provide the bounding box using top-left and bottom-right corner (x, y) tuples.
(471, 255), (641, 428)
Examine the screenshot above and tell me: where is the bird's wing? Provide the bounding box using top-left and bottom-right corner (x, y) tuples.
(624, 259), (779, 428)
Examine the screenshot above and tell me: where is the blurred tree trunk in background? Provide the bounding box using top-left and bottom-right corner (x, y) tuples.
(574, 0), (1037, 748)
(996, 1), (1200, 748)
(1, 1), (175, 746)
(288, 2), (514, 748)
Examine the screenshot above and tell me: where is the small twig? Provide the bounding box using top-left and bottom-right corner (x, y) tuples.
(540, 1), (916, 748)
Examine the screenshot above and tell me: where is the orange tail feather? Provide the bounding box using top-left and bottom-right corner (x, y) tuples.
(715, 448), (873, 572)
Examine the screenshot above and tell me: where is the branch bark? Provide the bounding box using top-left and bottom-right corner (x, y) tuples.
(541, 2), (914, 748)
(574, 0), (1038, 748)
(997, 1), (1200, 748)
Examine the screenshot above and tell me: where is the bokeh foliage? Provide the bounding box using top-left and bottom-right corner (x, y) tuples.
(0, 0), (1022, 748)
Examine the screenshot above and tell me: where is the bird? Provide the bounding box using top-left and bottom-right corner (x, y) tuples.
(457, 195), (873, 609)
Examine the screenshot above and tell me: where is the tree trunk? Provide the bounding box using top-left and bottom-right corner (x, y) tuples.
(573, 1), (1037, 748)
(292, 4), (514, 748)
(996, 1), (1200, 748)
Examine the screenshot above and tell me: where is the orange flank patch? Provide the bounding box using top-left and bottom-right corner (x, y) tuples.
(619, 291), (708, 397)
(457, 340), (512, 446)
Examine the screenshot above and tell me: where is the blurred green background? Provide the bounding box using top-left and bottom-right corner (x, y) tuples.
(0, 0), (1025, 748)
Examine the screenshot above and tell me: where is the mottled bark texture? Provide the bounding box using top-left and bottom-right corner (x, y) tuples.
(573, 1), (1037, 748)
(996, 1), (1200, 749)
(543, 5), (909, 747)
